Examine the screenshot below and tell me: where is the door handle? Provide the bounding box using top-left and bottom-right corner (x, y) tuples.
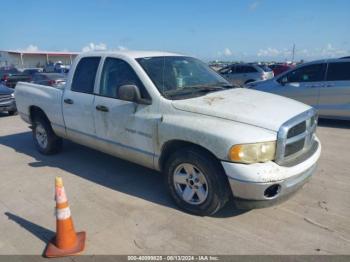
(96, 105), (109, 112)
(325, 83), (335, 88)
(64, 98), (74, 104)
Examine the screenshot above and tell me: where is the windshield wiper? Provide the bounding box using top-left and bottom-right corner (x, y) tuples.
(164, 86), (225, 99)
(163, 82), (236, 99)
(184, 82), (233, 89)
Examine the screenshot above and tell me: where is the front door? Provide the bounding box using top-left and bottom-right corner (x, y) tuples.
(93, 57), (156, 168)
(273, 63), (326, 106)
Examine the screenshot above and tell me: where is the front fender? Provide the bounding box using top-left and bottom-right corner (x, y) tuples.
(156, 112), (277, 162)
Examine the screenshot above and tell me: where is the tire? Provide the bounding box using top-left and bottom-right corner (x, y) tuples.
(32, 116), (62, 155)
(164, 147), (231, 216)
(8, 110), (17, 116)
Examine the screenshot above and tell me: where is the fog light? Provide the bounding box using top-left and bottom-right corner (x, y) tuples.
(264, 184), (281, 198)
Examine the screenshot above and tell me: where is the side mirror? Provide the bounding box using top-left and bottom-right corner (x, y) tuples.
(118, 85), (152, 105)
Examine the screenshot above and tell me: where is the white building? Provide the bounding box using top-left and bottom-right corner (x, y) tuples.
(0, 50), (79, 69)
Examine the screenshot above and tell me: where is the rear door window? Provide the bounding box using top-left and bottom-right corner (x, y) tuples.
(326, 62), (350, 81)
(71, 57), (101, 93)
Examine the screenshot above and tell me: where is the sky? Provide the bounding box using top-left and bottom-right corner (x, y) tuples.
(1, 0), (349, 61)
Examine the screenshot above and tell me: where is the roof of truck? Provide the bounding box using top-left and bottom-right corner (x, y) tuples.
(79, 50), (184, 59)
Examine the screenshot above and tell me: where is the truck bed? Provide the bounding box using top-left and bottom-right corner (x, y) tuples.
(14, 82), (66, 130)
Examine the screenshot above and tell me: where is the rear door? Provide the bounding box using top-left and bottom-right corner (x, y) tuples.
(62, 56), (101, 145)
(273, 63), (326, 106)
(318, 61), (350, 118)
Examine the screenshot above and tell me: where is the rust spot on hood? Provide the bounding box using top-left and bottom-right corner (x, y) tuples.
(203, 96), (224, 105)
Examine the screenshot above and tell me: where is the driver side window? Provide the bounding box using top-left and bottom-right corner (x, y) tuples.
(282, 63), (325, 83)
(99, 57), (150, 99)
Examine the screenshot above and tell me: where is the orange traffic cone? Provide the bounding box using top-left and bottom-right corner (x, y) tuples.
(45, 177), (86, 258)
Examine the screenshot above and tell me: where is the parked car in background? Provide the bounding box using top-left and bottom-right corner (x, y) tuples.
(22, 68), (43, 77)
(0, 67), (19, 79)
(0, 67), (32, 88)
(15, 51), (321, 215)
(269, 64), (294, 76)
(247, 58), (350, 120)
(44, 61), (70, 73)
(0, 67), (19, 86)
(31, 73), (66, 87)
(43, 62), (55, 73)
(219, 63), (274, 86)
(55, 65), (70, 74)
(0, 83), (17, 115)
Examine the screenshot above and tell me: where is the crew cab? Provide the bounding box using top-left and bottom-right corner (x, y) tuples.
(15, 51), (321, 215)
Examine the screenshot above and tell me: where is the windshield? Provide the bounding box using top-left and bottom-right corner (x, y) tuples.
(137, 56), (233, 99)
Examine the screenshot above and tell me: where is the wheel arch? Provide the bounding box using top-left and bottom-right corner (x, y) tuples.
(29, 106), (50, 124)
(158, 139), (223, 172)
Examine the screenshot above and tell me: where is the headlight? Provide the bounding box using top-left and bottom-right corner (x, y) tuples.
(229, 141), (276, 164)
(11, 93), (15, 98)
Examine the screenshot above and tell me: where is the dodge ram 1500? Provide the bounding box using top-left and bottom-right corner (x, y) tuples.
(15, 51), (321, 215)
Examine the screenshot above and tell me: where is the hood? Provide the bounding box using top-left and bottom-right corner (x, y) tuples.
(0, 84), (14, 95)
(171, 88), (310, 131)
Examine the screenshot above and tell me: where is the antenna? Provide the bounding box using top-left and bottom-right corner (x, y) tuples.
(292, 44), (295, 62)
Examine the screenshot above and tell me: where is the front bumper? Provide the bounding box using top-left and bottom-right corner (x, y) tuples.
(222, 138), (321, 209)
(0, 99), (16, 112)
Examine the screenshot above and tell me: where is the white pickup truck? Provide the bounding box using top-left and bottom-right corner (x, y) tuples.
(15, 51), (321, 215)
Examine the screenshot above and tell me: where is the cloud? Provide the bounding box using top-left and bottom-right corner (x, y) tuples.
(319, 43), (348, 57)
(256, 44), (349, 60)
(249, 1), (260, 11)
(223, 48), (233, 56)
(218, 48), (233, 57)
(20, 44), (39, 52)
(296, 44), (348, 58)
(82, 42), (107, 52)
(257, 47), (287, 57)
(117, 45), (127, 51)
(81, 43), (129, 52)
(110, 45), (128, 52)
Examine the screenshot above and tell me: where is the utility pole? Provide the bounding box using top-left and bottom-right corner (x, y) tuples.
(292, 44), (295, 63)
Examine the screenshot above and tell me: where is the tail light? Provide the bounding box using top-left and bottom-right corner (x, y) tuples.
(2, 74), (9, 81)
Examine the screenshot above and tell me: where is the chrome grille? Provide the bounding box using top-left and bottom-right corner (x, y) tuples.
(287, 121), (306, 138)
(0, 95), (12, 103)
(276, 108), (318, 166)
